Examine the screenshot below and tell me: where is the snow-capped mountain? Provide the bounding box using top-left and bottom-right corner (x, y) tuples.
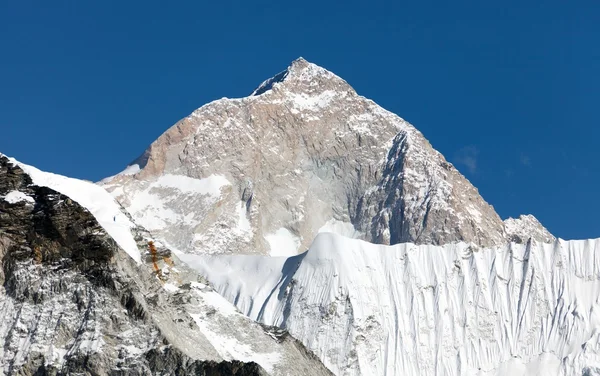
(101, 58), (551, 256)
(3, 58), (584, 376)
(0, 155), (332, 375)
(187, 233), (600, 376)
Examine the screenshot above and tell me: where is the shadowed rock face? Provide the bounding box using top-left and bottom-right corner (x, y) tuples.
(0, 156), (268, 375)
(102, 58), (552, 255)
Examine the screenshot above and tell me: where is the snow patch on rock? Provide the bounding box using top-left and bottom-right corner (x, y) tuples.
(266, 228), (302, 256)
(1, 190), (34, 204)
(318, 219), (362, 239)
(124, 174), (231, 233)
(153, 174), (230, 197)
(190, 312), (280, 373)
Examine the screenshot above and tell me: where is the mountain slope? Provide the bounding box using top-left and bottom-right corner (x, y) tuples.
(0, 155), (332, 375)
(101, 58), (550, 256)
(189, 232), (600, 376)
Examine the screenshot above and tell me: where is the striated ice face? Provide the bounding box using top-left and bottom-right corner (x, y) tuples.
(190, 233), (600, 376)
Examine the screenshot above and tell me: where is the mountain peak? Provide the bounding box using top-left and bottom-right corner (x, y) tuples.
(251, 57), (351, 96)
(290, 56), (309, 67)
(101, 55), (524, 254)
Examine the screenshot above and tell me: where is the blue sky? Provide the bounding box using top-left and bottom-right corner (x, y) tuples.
(1, 1), (598, 240)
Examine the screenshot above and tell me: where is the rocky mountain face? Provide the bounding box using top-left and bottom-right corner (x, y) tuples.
(101, 58), (552, 256)
(0, 155), (332, 375)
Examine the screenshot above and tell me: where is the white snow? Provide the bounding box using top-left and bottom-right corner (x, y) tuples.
(98, 164), (140, 184)
(120, 164), (141, 175)
(190, 281), (207, 289)
(197, 289), (240, 317)
(181, 253), (291, 320)
(192, 233), (600, 376)
(162, 283), (179, 293)
(1, 190), (34, 204)
(318, 219), (361, 239)
(265, 228), (301, 256)
(289, 90), (338, 111)
(117, 174), (230, 235)
(153, 174), (229, 197)
(236, 202), (251, 232)
(7, 158), (142, 263)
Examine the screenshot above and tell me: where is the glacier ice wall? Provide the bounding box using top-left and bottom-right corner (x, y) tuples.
(188, 233), (600, 376)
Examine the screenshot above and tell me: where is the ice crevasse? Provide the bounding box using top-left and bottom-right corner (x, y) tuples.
(186, 232), (600, 376)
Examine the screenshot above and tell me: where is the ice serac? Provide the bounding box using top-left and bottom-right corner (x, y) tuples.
(193, 232), (600, 376)
(101, 57), (540, 255)
(0, 155), (332, 375)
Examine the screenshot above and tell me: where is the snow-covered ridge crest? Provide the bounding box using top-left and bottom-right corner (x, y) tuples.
(190, 232), (600, 376)
(6, 156), (143, 263)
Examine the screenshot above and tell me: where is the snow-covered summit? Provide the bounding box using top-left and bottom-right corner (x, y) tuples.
(251, 57), (350, 97)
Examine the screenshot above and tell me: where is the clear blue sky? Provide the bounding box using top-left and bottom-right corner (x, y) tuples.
(1, 1), (598, 240)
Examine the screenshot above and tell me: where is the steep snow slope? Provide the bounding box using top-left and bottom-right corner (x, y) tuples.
(8, 157), (142, 263)
(101, 58), (552, 255)
(189, 232), (600, 376)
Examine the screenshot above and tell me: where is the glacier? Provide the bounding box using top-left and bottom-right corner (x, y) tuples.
(186, 232), (600, 376)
